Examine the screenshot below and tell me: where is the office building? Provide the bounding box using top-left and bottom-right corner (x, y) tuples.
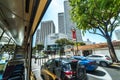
(35, 29), (40, 45)
(58, 12), (65, 34)
(44, 33), (67, 49)
(36, 20), (55, 45)
(64, 1), (83, 42)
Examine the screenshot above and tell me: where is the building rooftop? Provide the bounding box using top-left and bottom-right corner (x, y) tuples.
(65, 41), (120, 52)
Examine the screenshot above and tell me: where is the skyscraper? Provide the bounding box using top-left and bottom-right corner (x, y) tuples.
(58, 12), (65, 34)
(35, 29), (40, 45)
(36, 20), (55, 45)
(64, 1), (83, 42)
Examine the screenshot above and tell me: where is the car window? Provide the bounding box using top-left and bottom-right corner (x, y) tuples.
(47, 59), (53, 64)
(74, 57), (81, 60)
(105, 55), (110, 58)
(62, 63), (71, 71)
(88, 55), (93, 57)
(89, 55), (102, 57)
(47, 59), (55, 66)
(55, 61), (60, 67)
(95, 55), (103, 57)
(70, 62), (78, 71)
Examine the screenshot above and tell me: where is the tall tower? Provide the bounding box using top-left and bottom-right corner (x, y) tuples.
(35, 29), (40, 45)
(58, 12), (65, 34)
(64, 1), (83, 42)
(36, 20), (55, 44)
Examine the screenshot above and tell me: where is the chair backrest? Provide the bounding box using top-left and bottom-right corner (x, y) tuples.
(3, 65), (15, 79)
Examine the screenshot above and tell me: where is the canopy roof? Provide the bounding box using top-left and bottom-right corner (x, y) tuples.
(65, 41), (120, 52)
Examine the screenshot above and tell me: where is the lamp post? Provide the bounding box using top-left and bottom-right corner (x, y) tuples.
(71, 27), (78, 55)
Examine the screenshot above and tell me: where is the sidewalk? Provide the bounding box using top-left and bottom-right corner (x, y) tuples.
(31, 58), (42, 80)
(31, 55), (62, 80)
(110, 62), (120, 68)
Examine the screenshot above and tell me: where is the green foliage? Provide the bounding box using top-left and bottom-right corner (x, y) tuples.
(77, 42), (86, 46)
(2, 44), (15, 53)
(36, 44), (44, 51)
(47, 45), (51, 50)
(55, 38), (74, 46)
(32, 47), (36, 54)
(55, 38), (85, 46)
(69, 0), (120, 37)
(69, 0), (120, 62)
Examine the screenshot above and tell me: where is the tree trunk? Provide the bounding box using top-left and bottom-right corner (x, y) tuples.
(106, 36), (119, 62)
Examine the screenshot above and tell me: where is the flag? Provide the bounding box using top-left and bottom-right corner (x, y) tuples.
(72, 29), (76, 41)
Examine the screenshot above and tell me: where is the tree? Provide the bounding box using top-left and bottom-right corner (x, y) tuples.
(69, 0), (120, 62)
(55, 38), (74, 46)
(36, 44), (44, 53)
(55, 38), (73, 55)
(55, 38), (86, 46)
(76, 42), (86, 46)
(3, 44), (15, 53)
(32, 47), (36, 54)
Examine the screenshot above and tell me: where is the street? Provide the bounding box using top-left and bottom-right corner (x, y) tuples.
(87, 66), (120, 80)
(32, 58), (120, 80)
(104, 66), (120, 80)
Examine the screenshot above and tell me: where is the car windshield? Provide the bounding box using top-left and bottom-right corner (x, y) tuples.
(80, 56), (87, 60)
(62, 61), (78, 71)
(105, 55), (110, 58)
(70, 61), (78, 71)
(63, 63), (71, 71)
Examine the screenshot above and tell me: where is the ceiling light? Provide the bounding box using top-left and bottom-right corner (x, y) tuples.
(12, 14), (15, 18)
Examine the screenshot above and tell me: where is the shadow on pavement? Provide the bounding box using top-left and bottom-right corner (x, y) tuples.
(87, 70), (106, 76)
(107, 66), (120, 70)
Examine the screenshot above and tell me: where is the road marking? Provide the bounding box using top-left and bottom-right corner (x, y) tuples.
(87, 67), (112, 80)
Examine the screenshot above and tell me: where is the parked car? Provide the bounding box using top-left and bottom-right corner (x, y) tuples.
(86, 54), (113, 67)
(41, 57), (88, 80)
(72, 56), (98, 71)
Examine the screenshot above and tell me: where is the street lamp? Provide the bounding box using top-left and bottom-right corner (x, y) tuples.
(71, 27), (78, 55)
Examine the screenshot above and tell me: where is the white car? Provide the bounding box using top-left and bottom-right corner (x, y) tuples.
(86, 54), (113, 67)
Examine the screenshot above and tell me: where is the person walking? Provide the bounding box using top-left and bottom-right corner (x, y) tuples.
(34, 54), (37, 63)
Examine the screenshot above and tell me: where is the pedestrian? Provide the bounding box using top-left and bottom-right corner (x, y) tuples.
(34, 55), (37, 63)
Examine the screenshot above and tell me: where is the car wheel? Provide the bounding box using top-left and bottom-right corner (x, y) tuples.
(100, 61), (108, 67)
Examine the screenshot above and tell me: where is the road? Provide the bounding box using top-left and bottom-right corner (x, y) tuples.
(104, 66), (120, 80)
(87, 66), (120, 80)
(32, 57), (120, 80)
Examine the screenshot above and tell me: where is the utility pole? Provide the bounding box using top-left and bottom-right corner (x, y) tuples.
(71, 27), (78, 55)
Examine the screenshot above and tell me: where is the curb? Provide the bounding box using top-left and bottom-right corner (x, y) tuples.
(110, 63), (120, 68)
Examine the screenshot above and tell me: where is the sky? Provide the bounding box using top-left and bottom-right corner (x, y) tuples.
(33, 0), (119, 47)
(42, 0), (65, 31)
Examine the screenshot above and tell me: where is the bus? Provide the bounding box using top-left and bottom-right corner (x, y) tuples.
(0, 0), (51, 80)
(1, 0), (119, 80)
